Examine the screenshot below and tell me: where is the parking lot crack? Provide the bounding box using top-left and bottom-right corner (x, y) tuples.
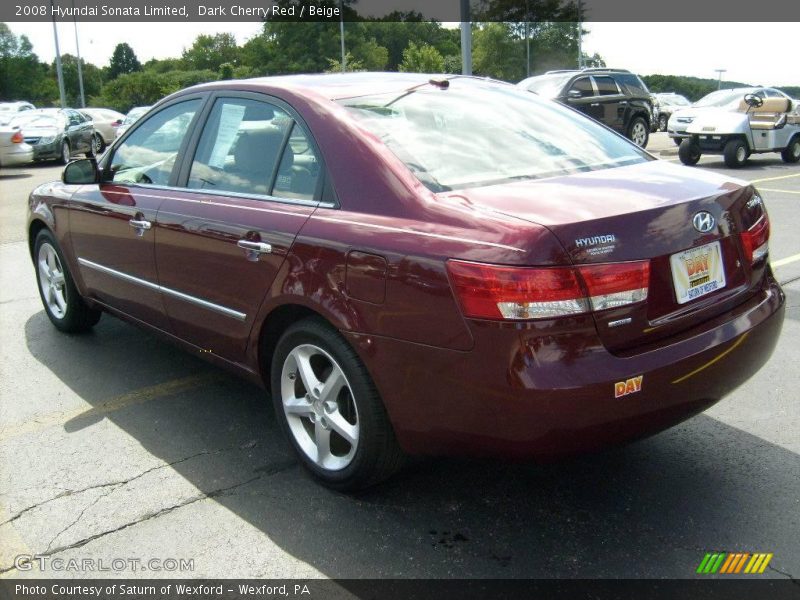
(35, 470), (275, 559)
(0, 441), (262, 527)
(766, 564), (798, 584)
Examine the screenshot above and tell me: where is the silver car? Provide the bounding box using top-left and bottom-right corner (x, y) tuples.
(0, 125), (34, 167)
(115, 106), (151, 139)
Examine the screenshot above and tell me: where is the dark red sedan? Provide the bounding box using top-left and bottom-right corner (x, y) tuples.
(27, 74), (785, 490)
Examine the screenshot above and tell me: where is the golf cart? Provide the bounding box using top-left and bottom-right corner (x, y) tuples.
(678, 93), (800, 168)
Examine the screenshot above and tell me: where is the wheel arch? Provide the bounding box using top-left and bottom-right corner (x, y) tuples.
(256, 303), (334, 393)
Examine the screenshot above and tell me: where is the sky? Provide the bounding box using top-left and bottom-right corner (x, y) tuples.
(5, 21), (798, 87)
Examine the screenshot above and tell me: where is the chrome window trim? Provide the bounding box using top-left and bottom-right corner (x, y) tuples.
(77, 258), (247, 321)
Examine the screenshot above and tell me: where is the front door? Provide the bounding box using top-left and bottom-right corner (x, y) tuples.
(69, 98), (204, 330)
(154, 94), (323, 363)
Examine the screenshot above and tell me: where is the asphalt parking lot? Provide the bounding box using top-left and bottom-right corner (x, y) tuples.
(0, 132), (798, 581)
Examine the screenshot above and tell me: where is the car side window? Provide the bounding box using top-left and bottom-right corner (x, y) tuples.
(594, 76), (620, 96)
(108, 99), (201, 186)
(569, 77), (593, 98)
(187, 97), (320, 201)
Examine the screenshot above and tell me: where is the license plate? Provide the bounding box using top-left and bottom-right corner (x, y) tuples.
(670, 241), (726, 305)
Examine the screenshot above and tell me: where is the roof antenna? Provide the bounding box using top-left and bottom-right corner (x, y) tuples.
(429, 78), (450, 89)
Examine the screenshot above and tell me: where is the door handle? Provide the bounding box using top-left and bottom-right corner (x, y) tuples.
(129, 218), (151, 237)
(591, 103), (600, 107)
(237, 239), (272, 261)
(619, 100), (628, 105)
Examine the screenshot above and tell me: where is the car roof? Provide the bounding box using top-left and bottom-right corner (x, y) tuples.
(190, 72), (500, 101)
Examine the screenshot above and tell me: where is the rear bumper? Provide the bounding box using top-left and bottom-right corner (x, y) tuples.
(345, 275), (785, 458)
(0, 144), (33, 167)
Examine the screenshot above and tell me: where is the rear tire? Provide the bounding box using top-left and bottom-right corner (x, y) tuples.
(627, 116), (649, 147)
(781, 136), (800, 163)
(34, 229), (102, 333)
(678, 139), (701, 165)
(271, 317), (406, 491)
(89, 134), (104, 157)
(723, 138), (749, 168)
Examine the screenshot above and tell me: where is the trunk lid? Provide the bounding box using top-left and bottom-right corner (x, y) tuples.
(443, 161), (763, 353)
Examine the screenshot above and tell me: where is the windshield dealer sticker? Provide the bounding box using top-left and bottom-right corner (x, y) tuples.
(614, 375), (643, 399)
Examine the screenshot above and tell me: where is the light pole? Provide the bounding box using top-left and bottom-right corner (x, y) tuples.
(460, 0), (471, 76)
(339, 0), (346, 72)
(49, 0), (66, 108)
(577, 0), (583, 68)
(72, 0), (85, 108)
(715, 69), (727, 90)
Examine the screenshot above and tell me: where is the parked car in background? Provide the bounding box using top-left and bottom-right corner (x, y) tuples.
(518, 68), (654, 147)
(9, 108), (94, 163)
(27, 74), (784, 490)
(678, 92), (800, 167)
(668, 87), (793, 145)
(0, 125), (34, 167)
(79, 108), (125, 155)
(115, 106), (151, 138)
(653, 93), (691, 131)
(0, 101), (36, 125)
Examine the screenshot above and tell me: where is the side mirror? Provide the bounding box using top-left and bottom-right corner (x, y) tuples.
(112, 119), (123, 127)
(62, 158), (99, 184)
(567, 89), (583, 100)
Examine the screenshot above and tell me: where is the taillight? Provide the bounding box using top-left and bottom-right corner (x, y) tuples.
(446, 259), (649, 321)
(11, 130), (23, 144)
(740, 214), (770, 264)
(578, 261), (650, 311)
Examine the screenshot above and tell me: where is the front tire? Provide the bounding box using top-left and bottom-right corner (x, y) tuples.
(34, 229), (101, 333)
(723, 138), (749, 168)
(781, 136), (800, 163)
(658, 114), (668, 132)
(59, 140), (70, 165)
(271, 317), (405, 491)
(627, 116), (649, 147)
(678, 138), (701, 165)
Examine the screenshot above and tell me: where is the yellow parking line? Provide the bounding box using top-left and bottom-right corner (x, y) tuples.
(757, 187), (800, 195)
(0, 373), (221, 442)
(772, 252), (800, 268)
(672, 333), (749, 384)
(751, 172), (800, 184)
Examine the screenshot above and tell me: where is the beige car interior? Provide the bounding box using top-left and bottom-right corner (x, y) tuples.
(737, 97), (799, 129)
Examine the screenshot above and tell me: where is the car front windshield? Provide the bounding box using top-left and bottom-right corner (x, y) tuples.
(339, 81), (650, 192)
(694, 90), (750, 108)
(124, 108), (149, 124)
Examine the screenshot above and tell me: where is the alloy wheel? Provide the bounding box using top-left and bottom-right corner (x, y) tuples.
(37, 242), (68, 319)
(281, 344), (359, 471)
(631, 122), (647, 146)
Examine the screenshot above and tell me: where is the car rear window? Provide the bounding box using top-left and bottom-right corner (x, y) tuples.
(339, 80), (651, 192)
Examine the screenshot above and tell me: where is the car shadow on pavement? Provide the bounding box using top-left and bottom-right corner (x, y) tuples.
(0, 173), (31, 181)
(20, 309), (800, 579)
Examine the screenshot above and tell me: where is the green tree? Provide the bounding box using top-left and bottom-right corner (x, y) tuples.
(181, 33), (239, 72)
(473, 23), (523, 81)
(399, 42), (444, 73)
(0, 23), (55, 103)
(108, 43), (141, 79)
(58, 54), (104, 107)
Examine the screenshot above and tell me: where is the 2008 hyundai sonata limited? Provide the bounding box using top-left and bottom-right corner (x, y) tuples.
(28, 73), (785, 490)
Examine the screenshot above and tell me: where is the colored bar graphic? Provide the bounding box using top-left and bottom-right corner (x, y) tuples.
(719, 553), (736, 574)
(734, 553), (750, 573)
(759, 553), (774, 574)
(697, 554), (712, 574)
(697, 552), (772, 575)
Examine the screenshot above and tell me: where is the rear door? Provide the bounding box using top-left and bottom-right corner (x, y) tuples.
(69, 97), (205, 330)
(154, 93), (324, 363)
(592, 76), (625, 132)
